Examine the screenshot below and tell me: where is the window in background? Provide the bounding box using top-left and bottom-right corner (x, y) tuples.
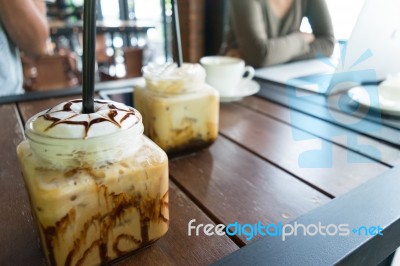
(97, 0), (166, 63)
(301, 0), (365, 40)
(133, 0), (166, 63)
(134, 0), (162, 20)
(100, 0), (120, 21)
(127, 0), (136, 20)
(71, 0), (83, 7)
(326, 0), (364, 40)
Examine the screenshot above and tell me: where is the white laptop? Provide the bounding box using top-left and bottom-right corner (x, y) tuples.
(255, 0), (400, 95)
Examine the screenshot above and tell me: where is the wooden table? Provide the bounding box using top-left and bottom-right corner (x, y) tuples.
(1, 79), (399, 265)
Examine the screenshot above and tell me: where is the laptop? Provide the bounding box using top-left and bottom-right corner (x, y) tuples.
(255, 0), (400, 95)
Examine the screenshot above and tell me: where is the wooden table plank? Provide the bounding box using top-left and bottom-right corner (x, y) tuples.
(169, 136), (331, 244)
(256, 81), (400, 146)
(219, 103), (389, 197)
(256, 79), (400, 131)
(214, 166), (400, 266)
(238, 96), (400, 166)
(0, 104), (46, 266)
(327, 91), (400, 130)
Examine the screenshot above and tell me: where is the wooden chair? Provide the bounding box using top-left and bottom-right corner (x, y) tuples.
(23, 53), (80, 91)
(124, 47), (143, 78)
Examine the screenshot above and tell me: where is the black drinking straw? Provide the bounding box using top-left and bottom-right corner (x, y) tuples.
(171, 0), (183, 67)
(82, 0), (96, 114)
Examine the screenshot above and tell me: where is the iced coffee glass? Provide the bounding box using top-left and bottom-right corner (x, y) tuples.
(135, 63), (219, 156)
(17, 99), (169, 266)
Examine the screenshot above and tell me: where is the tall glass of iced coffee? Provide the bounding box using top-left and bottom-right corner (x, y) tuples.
(17, 99), (169, 266)
(135, 63), (219, 156)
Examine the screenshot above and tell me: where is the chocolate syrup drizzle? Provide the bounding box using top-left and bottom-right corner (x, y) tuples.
(39, 100), (137, 138)
(41, 175), (169, 266)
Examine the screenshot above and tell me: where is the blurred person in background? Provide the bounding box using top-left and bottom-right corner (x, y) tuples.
(0, 0), (48, 95)
(223, 0), (335, 67)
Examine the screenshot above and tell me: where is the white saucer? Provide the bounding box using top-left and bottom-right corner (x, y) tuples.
(347, 85), (400, 116)
(219, 80), (260, 103)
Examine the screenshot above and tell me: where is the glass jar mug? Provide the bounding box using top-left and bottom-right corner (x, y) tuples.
(135, 63), (219, 156)
(17, 99), (169, 266)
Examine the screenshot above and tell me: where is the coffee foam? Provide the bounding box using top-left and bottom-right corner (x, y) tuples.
(29, 99), (139, 139)
(143, 63), (205, 80)
(25, 99), (144, 169)
(142, 63), (206, 94)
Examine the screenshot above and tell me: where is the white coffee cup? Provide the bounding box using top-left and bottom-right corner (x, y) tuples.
(200, 56), (255, 96)
(379, 73), (400, 101)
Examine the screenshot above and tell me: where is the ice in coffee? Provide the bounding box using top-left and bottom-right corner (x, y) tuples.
(135, 63), (219, 156)
(17, 99), (169, 266)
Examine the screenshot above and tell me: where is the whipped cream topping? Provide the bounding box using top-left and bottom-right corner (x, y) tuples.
(143, 63), (205, 80)
(142, 63), (206, 94)
(29, 99), (139, 139)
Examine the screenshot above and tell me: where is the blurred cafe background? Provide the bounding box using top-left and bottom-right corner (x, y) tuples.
(11, 0), (364, 95)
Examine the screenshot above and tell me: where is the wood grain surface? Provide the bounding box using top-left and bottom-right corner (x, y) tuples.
(219, 103), (389, 197)
(0, 104), (46, 266)
(256, 81), (400, 146)
(238, 96), (400, 166)
(169, 136), (331, 244)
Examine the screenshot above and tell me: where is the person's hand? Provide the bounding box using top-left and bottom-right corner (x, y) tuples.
(301, 33), (315, 44)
